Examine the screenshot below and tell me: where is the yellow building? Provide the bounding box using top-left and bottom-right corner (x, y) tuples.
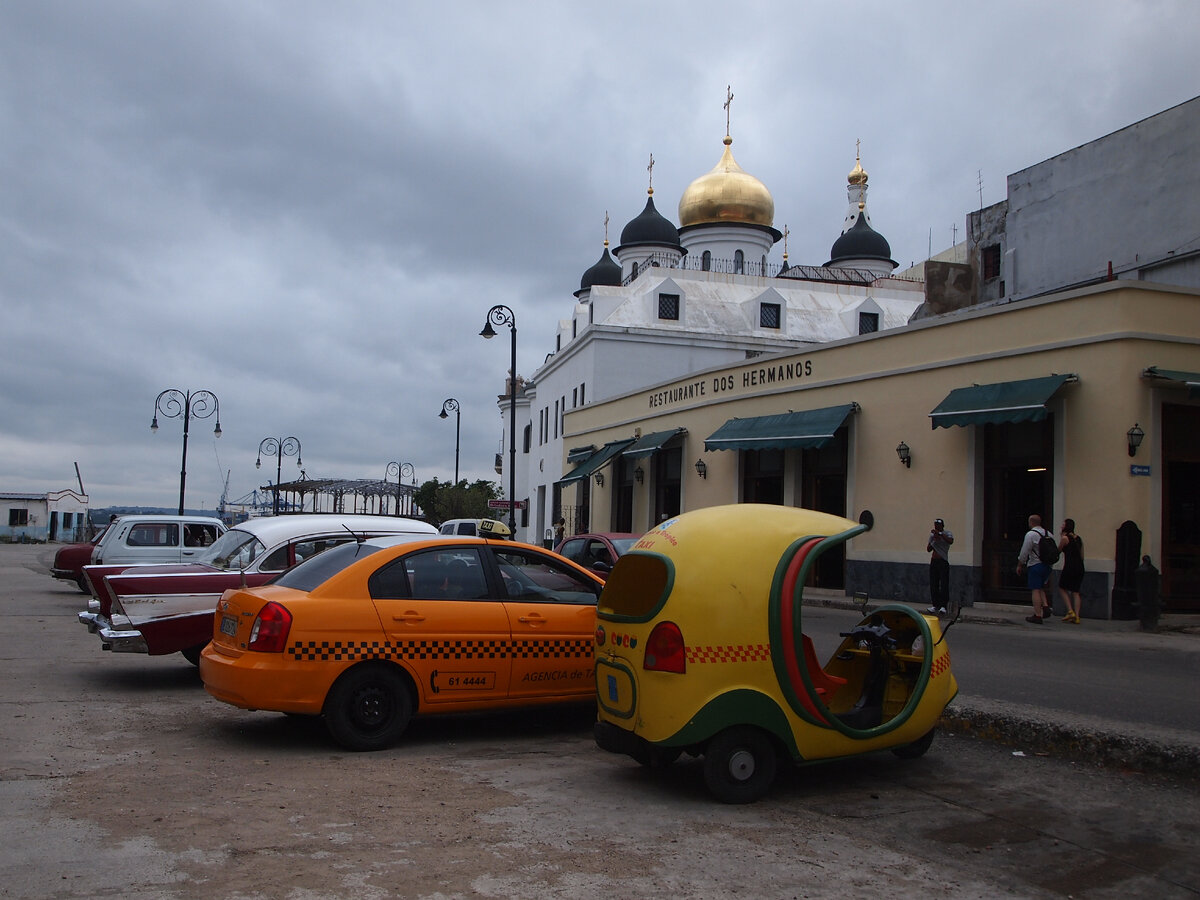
(559, 281), (1200, 618)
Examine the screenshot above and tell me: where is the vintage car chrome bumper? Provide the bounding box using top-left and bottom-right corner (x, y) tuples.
(78, 612), (146, 652)
(98, 624), (149, 654)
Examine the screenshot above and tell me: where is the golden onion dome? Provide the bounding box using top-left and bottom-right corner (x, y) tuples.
(848, 154), (868, 186)
(678, 136), (774, 228)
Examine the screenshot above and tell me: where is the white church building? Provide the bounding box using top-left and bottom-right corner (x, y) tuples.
(498, 123), (924, 544)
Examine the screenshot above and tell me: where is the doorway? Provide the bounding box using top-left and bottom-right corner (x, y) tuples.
(800, 428), (848, 589)
(981, 419), (1053, 603)
(1162, 404), (1200, 610)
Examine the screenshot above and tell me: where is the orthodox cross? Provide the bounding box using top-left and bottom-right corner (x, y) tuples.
(782, 224), (790, 260)
(604, 210), (609, 246)
(724, 85), (734, 135)
(647, 152), (655, 193)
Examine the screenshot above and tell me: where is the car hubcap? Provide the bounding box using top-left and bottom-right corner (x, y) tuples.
(728, 749), (756, 782)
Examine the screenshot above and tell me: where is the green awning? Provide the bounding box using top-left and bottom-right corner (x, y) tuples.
(1144, 366), (1200, 400)
(622, 428), (687, 459)
(929, 374), (1075, 429)
(558, 439), (635, 484)
(566, 445), (597, 464)
(704, 404), (858, 452)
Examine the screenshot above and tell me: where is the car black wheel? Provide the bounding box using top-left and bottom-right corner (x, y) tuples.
(702, 727), (778, 804)
(76, 575), (91, 594)
(324, 665), (413, 752)
(891, 727), (936, 760)
(181, 643), (206, 666)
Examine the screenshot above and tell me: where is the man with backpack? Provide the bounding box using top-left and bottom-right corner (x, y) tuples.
(1016, 514), (1057, 623)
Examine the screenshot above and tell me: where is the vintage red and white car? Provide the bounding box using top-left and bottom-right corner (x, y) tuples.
(77, 514), (436, 664)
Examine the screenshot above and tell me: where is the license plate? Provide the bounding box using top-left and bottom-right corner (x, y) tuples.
(220, 615), (239, 637)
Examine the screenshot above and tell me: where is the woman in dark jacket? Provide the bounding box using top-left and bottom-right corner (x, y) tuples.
(1057, 518), (1085, 623)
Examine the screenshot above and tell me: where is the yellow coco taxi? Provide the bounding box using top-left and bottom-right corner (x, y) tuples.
(200, 535), (604, 750)
(593, 504), (958, 803)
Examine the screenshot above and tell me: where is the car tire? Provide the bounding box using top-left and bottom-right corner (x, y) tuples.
(891, 728), (936, 760)
(76, 575), (90, 594)
(702, 726), (778, 804)
(324, 664), (413, 752)
(181, 643), (206, 666)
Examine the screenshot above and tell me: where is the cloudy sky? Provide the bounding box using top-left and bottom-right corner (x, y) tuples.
(3, 1), (1197, 512)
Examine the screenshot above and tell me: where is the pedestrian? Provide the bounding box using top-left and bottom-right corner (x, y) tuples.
(552, 517), (566, 546)
(925, 517), (954, 615)
(1016, 514), (1053, 623)
(1057, 518), (1085, 623)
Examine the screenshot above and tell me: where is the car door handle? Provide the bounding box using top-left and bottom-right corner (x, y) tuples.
(518, 613), (546, 625)
(393, 612), (426, 623)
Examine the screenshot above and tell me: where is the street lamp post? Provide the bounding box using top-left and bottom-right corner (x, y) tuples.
(439, 398), (461, 485)
(480, 305), (517, 533)
(151, 389), (222, 515)
(385, 461), (415, 517)
(257, 437), (302, 516)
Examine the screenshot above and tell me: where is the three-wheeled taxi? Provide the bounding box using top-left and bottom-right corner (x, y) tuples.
(593, 504), (958, 803)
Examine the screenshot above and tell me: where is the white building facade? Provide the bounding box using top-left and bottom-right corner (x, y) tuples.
(496, 126), (923, 543)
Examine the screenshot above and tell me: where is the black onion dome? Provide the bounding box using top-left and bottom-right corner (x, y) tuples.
(826, 214), (896, 265)
(575, 246), (622, 296)
(617, 194), (681, 249)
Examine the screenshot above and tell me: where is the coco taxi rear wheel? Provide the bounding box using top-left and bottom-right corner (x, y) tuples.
(323, 664), (413, 751)
(702, 726), (779, 804)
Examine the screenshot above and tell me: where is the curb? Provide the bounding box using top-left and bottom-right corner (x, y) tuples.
(940, 700), (1200, 779)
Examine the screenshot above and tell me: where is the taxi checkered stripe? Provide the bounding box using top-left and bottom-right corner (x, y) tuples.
(930, 653), (951, 679)
(288, 637), (591, 663)
(685, 643), (771, 664)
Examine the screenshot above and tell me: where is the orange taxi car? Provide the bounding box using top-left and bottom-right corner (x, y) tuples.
(200, 534), (604, 750)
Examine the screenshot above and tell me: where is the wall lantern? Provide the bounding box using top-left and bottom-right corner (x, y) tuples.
(634, 466), (644, 484)
(1127, 423), (1145, 457)
(896, 441), (911, 468)
(594, 471), (605, 487)
(695, 458), (707, 479)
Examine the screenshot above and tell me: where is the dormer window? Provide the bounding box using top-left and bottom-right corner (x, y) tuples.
(760, 302), (781, 329)
(858, 312), (879, 334)
(658, 293), (680, 320)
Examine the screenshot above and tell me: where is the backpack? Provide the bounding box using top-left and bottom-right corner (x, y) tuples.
(1036, 528), (1060, 566)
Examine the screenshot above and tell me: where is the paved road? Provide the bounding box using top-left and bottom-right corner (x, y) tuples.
(3, 542), (1199, 899)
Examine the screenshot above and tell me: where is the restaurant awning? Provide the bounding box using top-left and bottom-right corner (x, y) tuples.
(566, 445), (597, 464)
(622, 427), (687, 459)
(929, 374), (1076, 429)
(557, 439), (635, 484)
(704, 404), (858, 452)
(1143, 366), (1200, 400)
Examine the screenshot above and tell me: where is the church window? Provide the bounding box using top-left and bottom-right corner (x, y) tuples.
(702, 251), (711, 271)
(579, 383), (585, 404)
(572, 318), (577, 338)
(572, 387), (578, 408)
(523, 423), (531, 453)
(631, 261), (639, 279)
(982, 244), (1001, 280)
(658, 293), (680, 320)
(734, 250), (744, 274)
(760, 302), (781, 329)
(858, 312), (879, 334)
(761, 255), (767, 275)
(554, 400), (559, 439)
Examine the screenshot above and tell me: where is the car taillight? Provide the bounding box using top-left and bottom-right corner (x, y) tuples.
(594, 625), (606, 647)
(247, 601), (292, 652)
(643, 621), (685, 673)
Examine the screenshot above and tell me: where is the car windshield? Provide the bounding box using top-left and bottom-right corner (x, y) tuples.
(272, 540), (386, 592)
(203, 529), (266, 571)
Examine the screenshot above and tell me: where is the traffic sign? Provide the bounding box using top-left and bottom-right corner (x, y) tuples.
(487, 499), (527, 510)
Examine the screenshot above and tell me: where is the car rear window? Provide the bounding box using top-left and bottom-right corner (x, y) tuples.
(272, 541), (385, 592)
(597, 553), (672, 621)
